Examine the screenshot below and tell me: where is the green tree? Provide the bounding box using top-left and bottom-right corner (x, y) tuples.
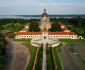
(49, 23), (62, 32)
(0, 33), (7, 68)
(50, 18), (58, 22)
(29, 22), (40, 32)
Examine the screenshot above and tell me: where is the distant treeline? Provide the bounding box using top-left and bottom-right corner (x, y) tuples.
(0, 17), (85, 37)
(17, 15), (85, 18)
(0, 18), (29, 24)
(50, 17), (85, 37)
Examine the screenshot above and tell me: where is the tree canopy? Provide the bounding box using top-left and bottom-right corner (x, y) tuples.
(49, 22), (62, 32)
(29, 22), (40, 32)
(0, 33), (7, 68)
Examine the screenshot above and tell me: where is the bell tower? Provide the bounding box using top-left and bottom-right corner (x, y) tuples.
(39, 9), (50, 39)
(40, 9), (49, 31)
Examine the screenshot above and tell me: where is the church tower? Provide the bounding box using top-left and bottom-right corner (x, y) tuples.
(39, 9), (50, 39)
(40, 9), (49, 31)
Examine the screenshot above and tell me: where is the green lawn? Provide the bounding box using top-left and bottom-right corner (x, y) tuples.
(35, 47), (43, 70)
(52, 47), (62, 70)
(23, 39), (37, 70)
(26, 45), (37, 70)
(59, 39), (85, 43)
(46, 47), (54, 70)
(77, 53), (85, 65)
(0, 56), (6, 69)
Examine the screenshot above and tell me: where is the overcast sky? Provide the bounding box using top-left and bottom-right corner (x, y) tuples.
(0, 0), (85, 15)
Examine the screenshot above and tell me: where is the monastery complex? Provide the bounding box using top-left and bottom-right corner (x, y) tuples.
(15, 9), (80, 39)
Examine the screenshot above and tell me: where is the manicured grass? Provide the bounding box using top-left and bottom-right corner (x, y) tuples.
(24, 39), (37, 70)
(77, 53), (85, 65)
(14, 39), (31, 42)
(59, 39), (85, 43)
(26, 45), (37, 70)
(0, 56), (6, 69)
(46, 47), (54, 70)
(52, 47), (62, 70)
(35, 47), (43, 70)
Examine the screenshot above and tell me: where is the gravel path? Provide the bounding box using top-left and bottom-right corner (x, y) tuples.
(5, 40), (30, 70)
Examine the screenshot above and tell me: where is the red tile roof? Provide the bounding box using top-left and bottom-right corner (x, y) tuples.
(48, 22), (52, 26)
(59, 22), (65, 26)
(42, 28), (48, 32)
(16, 32), (42, 35)
(48, 32), (76, 35)
(15, 32), (76, 35)
(63, 28), (70, 31)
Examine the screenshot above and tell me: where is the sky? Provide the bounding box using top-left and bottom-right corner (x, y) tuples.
(0, 0), (85, 15)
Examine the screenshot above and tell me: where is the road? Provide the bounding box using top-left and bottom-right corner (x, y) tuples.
(59, 42), (85, 70)
(4, 40), (30, 70)
(42, 43), (46, 70)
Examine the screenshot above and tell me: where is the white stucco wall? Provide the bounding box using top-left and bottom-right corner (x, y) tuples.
(15, 34), (78, 39)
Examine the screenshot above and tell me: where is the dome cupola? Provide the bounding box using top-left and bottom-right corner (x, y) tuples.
(42, 9), (48, 17)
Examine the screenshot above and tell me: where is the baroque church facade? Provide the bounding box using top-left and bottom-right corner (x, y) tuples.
(15, 9), (78, 39)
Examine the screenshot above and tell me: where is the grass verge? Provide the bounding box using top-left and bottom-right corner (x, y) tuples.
(52, 47), (62, 70)
(77, 53), (85, 65)
(59, 39), (85, 43)
(46, 46), (54, 70)
(35, 47), (43, 70)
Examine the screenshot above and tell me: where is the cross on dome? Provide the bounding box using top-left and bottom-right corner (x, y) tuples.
(42, 9), (48, 17)
(44, 9), (46, 13)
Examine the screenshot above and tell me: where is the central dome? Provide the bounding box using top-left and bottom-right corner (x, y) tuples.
(42, 9), (48, 17)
